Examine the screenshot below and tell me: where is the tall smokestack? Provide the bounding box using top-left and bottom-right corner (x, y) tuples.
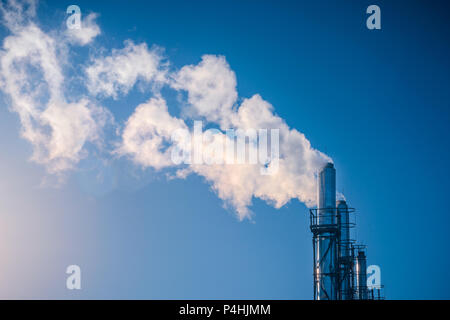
(313, 162), (338, 300)
(310, 163), (384, 300)
(318, 162), (336, 222)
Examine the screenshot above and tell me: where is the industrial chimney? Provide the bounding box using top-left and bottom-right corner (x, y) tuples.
(313, 162), (338, 300)
(309, 162), (384, 300)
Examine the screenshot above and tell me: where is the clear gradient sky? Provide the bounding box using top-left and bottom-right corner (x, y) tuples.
(0, 0), (449, 299)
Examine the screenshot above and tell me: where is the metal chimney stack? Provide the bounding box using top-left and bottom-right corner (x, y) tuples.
(313, 162), (338, 300)
(309, 162), (384, 300)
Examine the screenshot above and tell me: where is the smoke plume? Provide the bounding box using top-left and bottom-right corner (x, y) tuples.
(0, 0), (332, 219)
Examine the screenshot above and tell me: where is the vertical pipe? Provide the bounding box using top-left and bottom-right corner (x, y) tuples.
(318, 163), (336, 225)
(355, 250), (368, 300)
(337, 201), (350, 257)
(337, 200), (351, 299)
(315, 162), (337, 300)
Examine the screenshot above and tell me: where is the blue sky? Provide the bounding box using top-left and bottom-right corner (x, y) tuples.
(0, 0), (449, 299)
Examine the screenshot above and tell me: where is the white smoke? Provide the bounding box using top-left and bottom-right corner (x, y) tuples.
(85, 41), (167, 99)
(116, 96), (188, 170)
(171, 55), (238, 129)
(118, 55), (332, 219)
(0, 0), (332, 219)
(66, 12), (100, 46)
(0, 0), (111, 174)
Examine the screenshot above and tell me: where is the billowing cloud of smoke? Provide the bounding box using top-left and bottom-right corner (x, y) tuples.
(118, 54), (332, 219)
(0, 0), (111, 174)
(85, 41), (166, 99)
(0, 0), (332, 219)
(0, 0), (36, 32)
(171, 55), (238, 129)
(117, 96), (188, 170)
(66, 12), (100, 45)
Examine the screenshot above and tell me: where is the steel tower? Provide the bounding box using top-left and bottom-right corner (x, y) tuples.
(309, 162), (383, 300)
